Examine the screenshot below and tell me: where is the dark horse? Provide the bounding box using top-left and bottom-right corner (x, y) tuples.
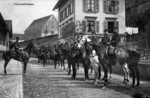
(78, 35), (141, 88)
(71, 44), (91, 80)
(3, 43), (38, 75)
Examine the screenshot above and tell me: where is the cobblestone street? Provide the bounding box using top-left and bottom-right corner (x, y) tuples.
(0, 58), (150, 98)
(0, 60), (23, 98)
(23, 58), (150, 98)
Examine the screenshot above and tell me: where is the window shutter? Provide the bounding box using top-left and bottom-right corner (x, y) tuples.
(103, 0), (107, 13)
(68, 4), (71, 15)
(115, 21), (119, 33)
(95, 21), (99, 33)
(82, 20), (86, 34)
(115, 0), (119, 14)
(103, 20), (108, 32)
(95, 0), (99, 12)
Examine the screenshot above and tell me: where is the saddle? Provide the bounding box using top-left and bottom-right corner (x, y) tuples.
(108, 46), (129, 58)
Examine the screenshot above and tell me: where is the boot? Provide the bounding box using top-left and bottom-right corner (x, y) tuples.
(114, 54), (120, 67)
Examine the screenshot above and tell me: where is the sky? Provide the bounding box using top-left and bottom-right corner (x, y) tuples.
(0, 0), (58, 34)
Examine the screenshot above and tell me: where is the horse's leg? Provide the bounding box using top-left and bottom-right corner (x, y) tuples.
(135, 64), (140, 87)
(71, 62), (76, 79)
(77, 62), (79, 70)
(130, 67), (135, 87)
(122, 63), (128, 84)
(123, 63), (130, 84)
(90, 66), (93, 75)
(101, 63), (108, 88)
(63, 60), (65, 70)
(54, 60), (57, 69)
(23, 61), (28, 75)
(4, 59), (10, 75)
(84, 59), (90, 80)
(67, 60), (71, 75)
(98, 64), (101, 80)
(108, 65), (112, 79)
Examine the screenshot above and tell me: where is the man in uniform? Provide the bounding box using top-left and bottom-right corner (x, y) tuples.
(10, 37), (20, 55)
(101, 29), (111, 46)
(109, 26), (121, 67)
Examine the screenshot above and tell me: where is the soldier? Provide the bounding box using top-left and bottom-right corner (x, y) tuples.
(109, 26), (121, 67)
(101, 29), (111, 46)
(10, 37), (20, 55)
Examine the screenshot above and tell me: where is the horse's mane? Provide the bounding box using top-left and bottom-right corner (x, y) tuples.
(88, 40), (106, 54)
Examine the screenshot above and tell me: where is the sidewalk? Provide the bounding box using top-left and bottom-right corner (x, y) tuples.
(0, 59), (23, 98)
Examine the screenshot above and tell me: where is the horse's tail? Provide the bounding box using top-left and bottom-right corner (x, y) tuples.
(2, 51), (6, 60)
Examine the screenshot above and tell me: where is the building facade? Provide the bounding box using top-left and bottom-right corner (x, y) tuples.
(0, 13), (12, 51)
(53, 0), (126, 38)
(24, 14), (58, 41)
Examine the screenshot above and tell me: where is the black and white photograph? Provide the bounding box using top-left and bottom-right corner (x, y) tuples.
(0, 0), (150, 98)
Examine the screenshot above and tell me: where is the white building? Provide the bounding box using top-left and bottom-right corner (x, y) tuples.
(24, 14), (58, 41)
(53, 0), (125, 38)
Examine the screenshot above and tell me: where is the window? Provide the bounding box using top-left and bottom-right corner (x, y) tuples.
(104, 0), (119, 14)
(70, 2), (73, 13)
(103, 18), (119, 33)
(66, 7), (69, 17)
(83, 0), (99, 13)
(59, 12), (63, 22)
(63, 11), (65, 19)
(85, 17), (99, 34)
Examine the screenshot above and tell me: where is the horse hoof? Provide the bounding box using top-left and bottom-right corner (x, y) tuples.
(102, 86), (107, 90)
(68, 72), (71, 75)
(71, 76), (75, 79)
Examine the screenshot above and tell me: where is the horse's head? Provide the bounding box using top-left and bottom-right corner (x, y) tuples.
(26, 42), (38, 52)
(77, 35), (91, 49)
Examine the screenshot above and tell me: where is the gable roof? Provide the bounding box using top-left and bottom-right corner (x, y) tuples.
(0, 12), (11, 37)
(53, 0), (68, 10)
(25, 15), (52, 34)
(53, 0), (63, 10)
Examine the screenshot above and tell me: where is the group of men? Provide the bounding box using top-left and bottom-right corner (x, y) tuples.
(10, 26), (121, 66)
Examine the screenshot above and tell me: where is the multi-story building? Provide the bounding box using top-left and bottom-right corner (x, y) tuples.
(53, 0), (126, 38)
(24, 14), (58, 41)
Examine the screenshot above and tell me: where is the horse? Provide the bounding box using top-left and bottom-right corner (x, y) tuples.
(3, 42), (38, 75)
(69, 40), (92, 80)
(77, 35), (141, 88)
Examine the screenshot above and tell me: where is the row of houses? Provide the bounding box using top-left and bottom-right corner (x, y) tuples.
(23, 0), (126, 46)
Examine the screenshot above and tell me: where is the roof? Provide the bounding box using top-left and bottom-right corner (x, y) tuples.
(53, 0), (66, 10)
(0, 12), (11, 37)
(25, 15), (52, 34)
(5, 20), (13, 38)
